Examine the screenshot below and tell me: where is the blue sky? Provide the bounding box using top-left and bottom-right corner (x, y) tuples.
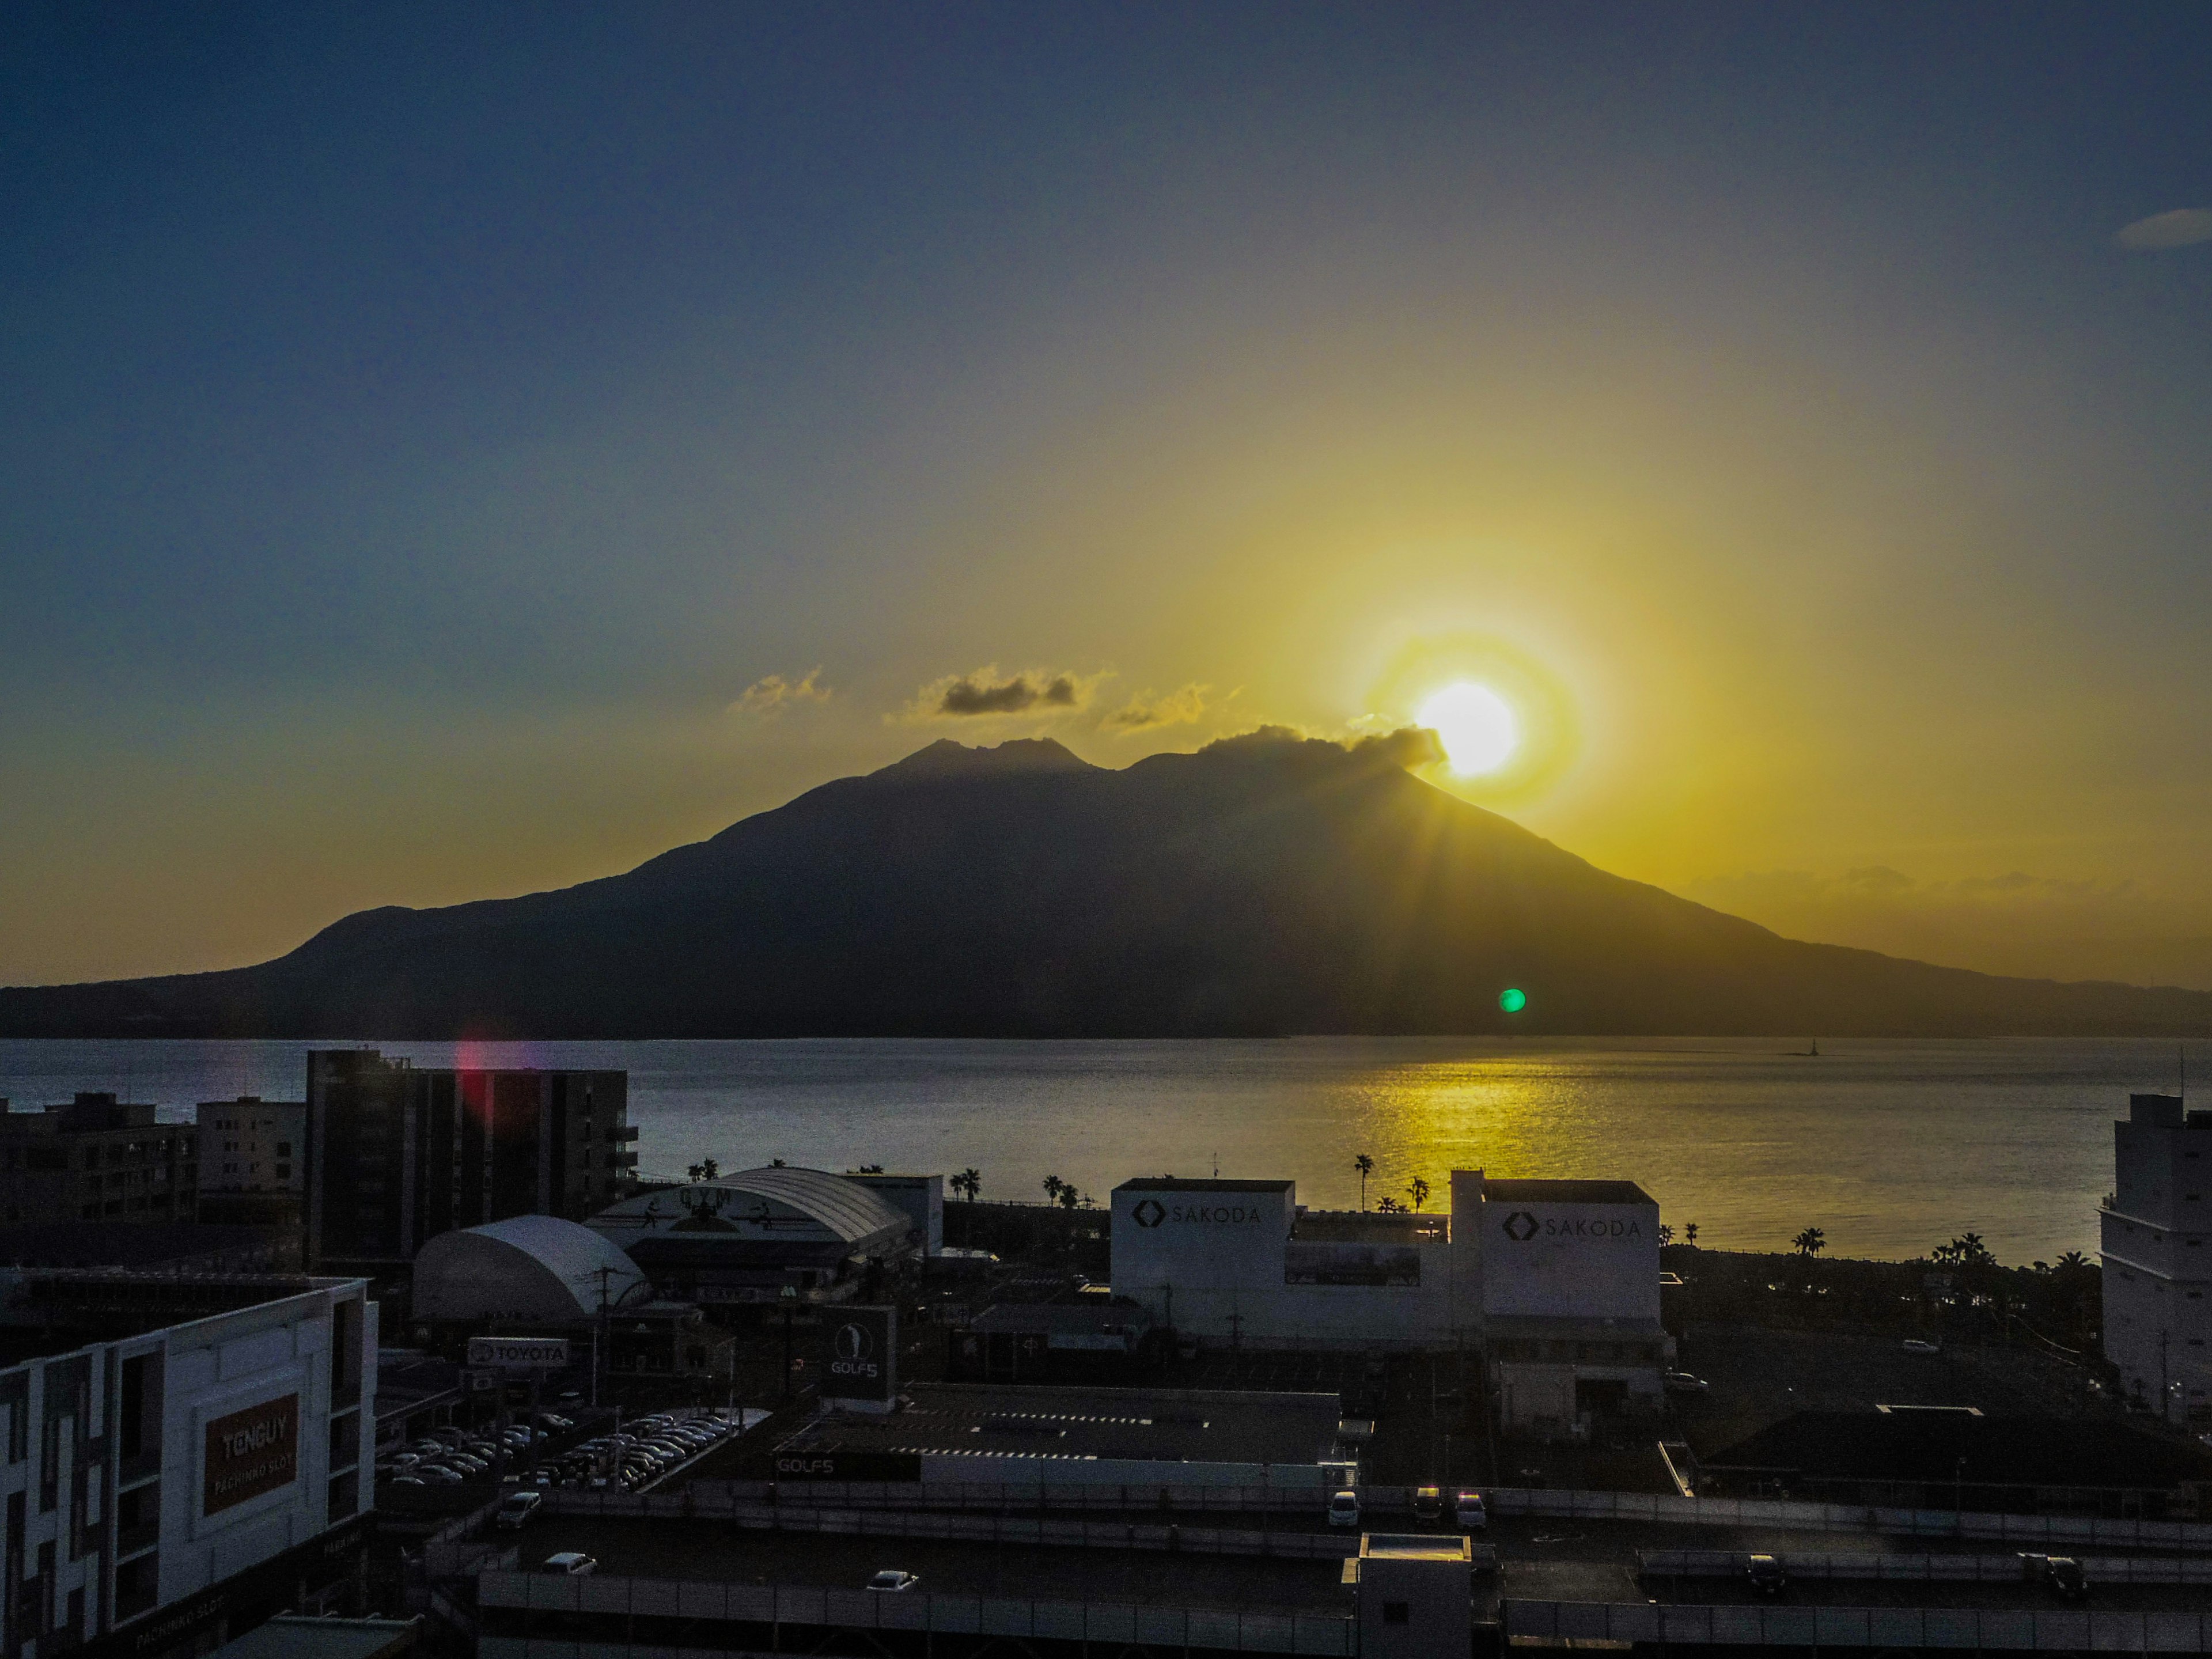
(3, 3), (2209, 985)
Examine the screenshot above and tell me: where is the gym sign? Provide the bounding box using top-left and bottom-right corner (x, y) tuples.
(1500, 1210), (1643, 1243)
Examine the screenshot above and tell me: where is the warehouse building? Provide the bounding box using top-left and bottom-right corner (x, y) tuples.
(586, 1166), (918, 1308)
(1111, 1169), (1666, 1433)
(0, 1268), (375, 1655)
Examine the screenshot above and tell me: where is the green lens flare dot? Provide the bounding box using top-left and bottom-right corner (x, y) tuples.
(1499, 988), (1527, 1013)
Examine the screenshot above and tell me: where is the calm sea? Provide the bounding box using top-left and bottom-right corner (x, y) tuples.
(0, 1036), (2190, 1263)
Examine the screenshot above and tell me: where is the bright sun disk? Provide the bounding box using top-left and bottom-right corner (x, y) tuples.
(1418, 681), (1518, 775)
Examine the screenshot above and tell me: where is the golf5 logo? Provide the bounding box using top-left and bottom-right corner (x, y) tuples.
(832, 1323), (878, 1380)
(1501, 1210), (1540, 1242)
(1131, 1198), (1168, 1228)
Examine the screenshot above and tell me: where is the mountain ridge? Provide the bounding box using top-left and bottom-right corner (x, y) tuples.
(3, 732), (2208, 1039)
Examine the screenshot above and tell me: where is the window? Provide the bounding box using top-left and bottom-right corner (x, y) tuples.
(276, 1142), (291, 1157)
(1382, 1601), (1410, 1625)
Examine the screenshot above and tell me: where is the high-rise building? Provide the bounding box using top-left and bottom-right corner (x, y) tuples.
(302, 1050), (637, 1276)
(2101, 1092), (2211, 1422)
(195, 1095), (306, 1225)
(0, 1094), (198, 1226)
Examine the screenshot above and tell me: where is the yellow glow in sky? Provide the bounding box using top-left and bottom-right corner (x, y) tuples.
(1418, 681), (1518, 775)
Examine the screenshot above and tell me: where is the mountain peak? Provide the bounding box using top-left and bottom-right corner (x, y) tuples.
(874, 736), (1099, 781)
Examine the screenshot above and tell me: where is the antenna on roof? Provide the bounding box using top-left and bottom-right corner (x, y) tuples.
(1212, 1151), (1219, 1178)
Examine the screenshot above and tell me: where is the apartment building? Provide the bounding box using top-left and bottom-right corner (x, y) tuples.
(0, 1096), (197, 1227)
(195, 1096), (306, 1226)
(2102, 1091), (2212, 1421)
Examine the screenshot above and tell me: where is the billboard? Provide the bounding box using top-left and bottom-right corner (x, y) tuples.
(203, 1393), (298, 1516)
(820, 1305), (897, 1406)
(467, 1335), (571, 1370)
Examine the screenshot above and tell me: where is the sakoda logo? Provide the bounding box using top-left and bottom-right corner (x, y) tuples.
(1501, 1210), (1642, 1243)
(831, 1322), (880, 1380)
(1132, 1199), (1264, 1228)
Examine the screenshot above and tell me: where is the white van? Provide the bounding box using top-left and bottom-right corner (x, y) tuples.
(1327, 1488), (1361, 1528)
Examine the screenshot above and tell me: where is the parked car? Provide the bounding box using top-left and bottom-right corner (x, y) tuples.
(1901, 1339), (1941, 1355)
(866, 1570), (921, 1592)
(2039, 1556), (2088, 1600)
(1327, 1489), (1361, 1529)
(1412, 1486), (1444, 1524)
(495, 1491), (546, 1531)
(1455, 1491), (1487, 1531)
(1745, 1555), (1787, 1596)
(417, 1467), (465, 1486)
(540, 1552), (597, 1576)
(1663, 1371), (1709, 1394)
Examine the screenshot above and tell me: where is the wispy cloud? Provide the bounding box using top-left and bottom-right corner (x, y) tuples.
(2116, 209), (2212, 251)
(903, 665), (1107, 721)
(1104, 683), (1211, 732)
(731, 666), (831, 717)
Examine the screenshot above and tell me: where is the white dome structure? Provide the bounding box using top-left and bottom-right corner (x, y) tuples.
(412, 1214), (652, 1324)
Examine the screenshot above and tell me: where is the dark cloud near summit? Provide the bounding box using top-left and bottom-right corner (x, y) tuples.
(938, 672), (1081, 716)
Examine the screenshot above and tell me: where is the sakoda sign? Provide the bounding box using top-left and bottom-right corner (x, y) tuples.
(1130, 1199), (1267, 1228)
(820, 1305), (897, 1403)
(1499, 1210), (1643, 1244)
(203, 1393), (299, 1516)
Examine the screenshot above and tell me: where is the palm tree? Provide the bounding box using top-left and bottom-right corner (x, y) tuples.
(1791, 1226), (1825, 1257)
(1406, 1176), (1430, 1213)
(1041, 1174), (1065, 1206)
(1684, 1222), (1699, 1246)
(687, 1157), (719, 1182)
(1354, 1154), (1374, 1211)
(1058, 1186), (1081, 1211)
(1375, 1195), (1403, 1214)
(2054, 1249), (2088, 1272)
(1658, 1224), (1675, 1245)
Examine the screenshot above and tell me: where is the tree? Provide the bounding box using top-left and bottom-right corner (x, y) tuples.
(1933, 1232), (1995, 1268)
(2054, 1249), (2088, 1272)
(1658, 1223), (1675, 1246)
(1684, 1223), (1699, 1246)
(1058, 1186), (1081, 1211)
(1375, 1195), (1403, 1214)
(1791, 1226), (1825, 1257)
(1406, 1176), (1430, 1213)
(687, 1157), (719, 1182)
(1042, 1174), (1065, 1205)
(952, 1168), (981, 1203)
(1354, 1154), (1374, 1211)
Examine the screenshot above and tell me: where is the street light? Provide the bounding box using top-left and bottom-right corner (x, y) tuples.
(779, 1284), (798, 1404)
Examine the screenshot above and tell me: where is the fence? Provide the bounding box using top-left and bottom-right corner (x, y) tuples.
(1488, 1487), (2212, 1551)
(479, 1570), (1355, 1655)
(539, 1487), (1487, 1566)
(1505, 1599), (2212, 1651)
(1638, 1548), (2212, 1584)
(692, 1478), (1404, 1514)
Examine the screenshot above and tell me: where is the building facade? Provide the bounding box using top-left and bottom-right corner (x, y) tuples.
(0, 1271), (374, 1655)
(0, 1096), (197, 1228)
(195, 1097), (305, 1226)
(2102, 1092), (2211, 1422)
(1109, 1169), (1666, 1435)
(302, 1051), (637, 1276)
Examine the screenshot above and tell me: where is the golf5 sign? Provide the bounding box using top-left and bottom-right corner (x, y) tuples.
(821, 1305), (897, 1405)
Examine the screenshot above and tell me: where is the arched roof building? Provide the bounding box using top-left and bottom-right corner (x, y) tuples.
(412, 1214), (653, 1324)
(587, 1166), (916, 1307)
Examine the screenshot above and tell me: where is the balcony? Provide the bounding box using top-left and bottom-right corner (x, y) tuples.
(609, 1149), (639, 1168)
(607, 1124), (640, 1142)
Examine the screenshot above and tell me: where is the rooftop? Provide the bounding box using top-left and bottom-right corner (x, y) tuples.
(1116, 1178), (1295, 1194)
(1482, 1178), (1655, 1206)
(1361, 1533), (1473, 1561)
(1700, 1411), (2212, 1490)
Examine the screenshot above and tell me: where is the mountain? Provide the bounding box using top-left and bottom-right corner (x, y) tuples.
(4, 730), (2209, 1039)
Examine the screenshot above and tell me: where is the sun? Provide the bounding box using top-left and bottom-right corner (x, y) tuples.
(1417, 681), (1518, 775)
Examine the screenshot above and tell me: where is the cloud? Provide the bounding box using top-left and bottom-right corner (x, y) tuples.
(1352, 726), (1447, 770)
(904, 665), (1105, 721)
(2116, 209), (2212, 251)
(1104, 683), (1211, 732)
(731, 666), (831, 717)
(1680, 866), (2212, 990)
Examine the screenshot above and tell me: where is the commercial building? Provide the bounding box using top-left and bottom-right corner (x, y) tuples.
(2101, 1091), (2212, 1421)
(0, 1094), (198, 1226)
(1110, 1169), (1666, 1434)
(302, 1051), (637, 1276)
(586, 1166), (917, 1308)
(0, 1268), (374, 1655)
(847, 1171), (944, 1254)
(411, 1216), (652, 1325)
(195, 1097), (305, 1226)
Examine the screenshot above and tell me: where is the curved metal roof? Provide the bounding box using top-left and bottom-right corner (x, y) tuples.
(589, 1165), (910, 1245)
(412, 1214), (652, 1322)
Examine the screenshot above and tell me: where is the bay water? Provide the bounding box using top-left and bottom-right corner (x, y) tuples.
(1, 1036), (2190, 1263)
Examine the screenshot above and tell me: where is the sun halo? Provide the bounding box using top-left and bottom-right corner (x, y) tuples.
(1416, 681), (1518, 775)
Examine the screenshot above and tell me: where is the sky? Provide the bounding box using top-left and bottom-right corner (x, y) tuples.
(3, 3), (2210, 990)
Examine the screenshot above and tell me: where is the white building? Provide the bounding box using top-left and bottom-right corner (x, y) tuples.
(0, 1270), (374, 1654)
(413, 1215), (653, 1324)
(195, 1096), (306, 1198)
(2102, 1092), (2212, 1421)
(1110, 1170), (1666, 1434)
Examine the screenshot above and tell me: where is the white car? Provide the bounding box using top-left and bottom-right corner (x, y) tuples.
(1455, 1491), (1487, 1531)
(866, 1570), (921, 1592)
(1902, 1339), (1942, 1355)
(1664, 1371), (1710, 1394)
(495, 1491), (545, 1530)
(540, 1552), (597, 1576)
(1327, 1489), (1361, 1528)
